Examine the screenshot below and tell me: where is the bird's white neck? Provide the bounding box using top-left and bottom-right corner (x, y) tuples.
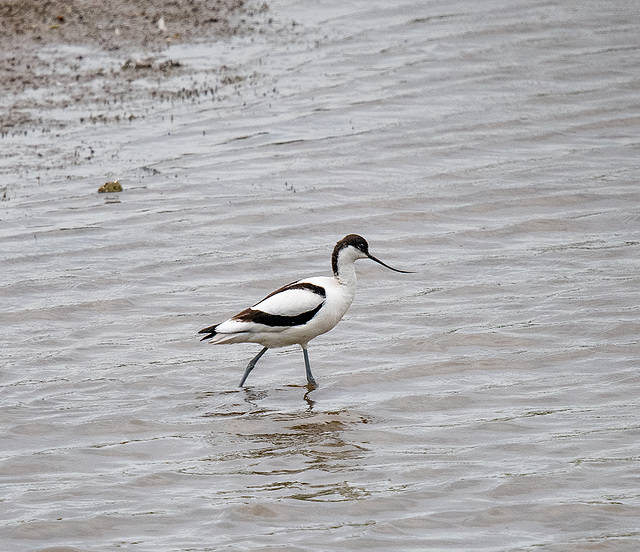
(333, 248), (362, 292)
(335, 260), (357, 289)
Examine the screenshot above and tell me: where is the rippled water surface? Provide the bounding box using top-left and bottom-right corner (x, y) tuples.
(2, 0), (640, 550)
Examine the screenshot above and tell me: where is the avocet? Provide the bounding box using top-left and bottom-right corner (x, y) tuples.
(199, 234), (412, 387)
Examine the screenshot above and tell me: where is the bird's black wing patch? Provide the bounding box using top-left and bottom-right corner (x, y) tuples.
(259, 281), (326, 302)
(233, 302), (324, 328)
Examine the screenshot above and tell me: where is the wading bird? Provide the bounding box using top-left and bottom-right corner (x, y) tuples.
(199, 234), (412, 387)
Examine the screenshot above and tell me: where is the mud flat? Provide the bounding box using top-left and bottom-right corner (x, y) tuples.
(0, 0), (274, 132)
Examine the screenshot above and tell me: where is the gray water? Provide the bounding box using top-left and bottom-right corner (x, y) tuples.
(2, 0), (640, 550)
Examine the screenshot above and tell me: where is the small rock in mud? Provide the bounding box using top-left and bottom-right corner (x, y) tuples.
(98, 180), (123, 193)
(122, 58), (155, 70)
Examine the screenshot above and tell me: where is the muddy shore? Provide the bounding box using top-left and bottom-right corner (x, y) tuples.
(0, 0), (275, 132)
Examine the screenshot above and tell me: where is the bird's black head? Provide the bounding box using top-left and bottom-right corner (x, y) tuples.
(332, 234), (369, 275)
(332, 234), (414, 276)
(341, 234), (369, 254)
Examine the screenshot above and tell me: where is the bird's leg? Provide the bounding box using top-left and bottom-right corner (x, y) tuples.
(239, 347), (268, 387)
(302, 346), (317, 387)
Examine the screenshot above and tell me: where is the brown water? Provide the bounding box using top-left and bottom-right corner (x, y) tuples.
(2, 1), (640, 550)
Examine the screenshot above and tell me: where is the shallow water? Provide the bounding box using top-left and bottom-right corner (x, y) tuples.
(2, 0), (640, 550)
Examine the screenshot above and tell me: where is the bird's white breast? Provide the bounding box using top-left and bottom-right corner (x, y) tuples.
(301, 276), (355, 331)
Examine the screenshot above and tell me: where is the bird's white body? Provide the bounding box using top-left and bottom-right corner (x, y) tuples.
(210, 275), (355, 348)
(199, 234), (411, 387)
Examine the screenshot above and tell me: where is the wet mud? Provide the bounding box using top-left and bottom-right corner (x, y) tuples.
(0, 0), (272, 132)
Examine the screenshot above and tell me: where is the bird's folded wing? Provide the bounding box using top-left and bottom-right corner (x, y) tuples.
(251, 285), (325, 317)
(212, 282), (327, 335)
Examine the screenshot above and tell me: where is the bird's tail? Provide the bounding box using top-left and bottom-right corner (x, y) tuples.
(198, 323), (218, 341)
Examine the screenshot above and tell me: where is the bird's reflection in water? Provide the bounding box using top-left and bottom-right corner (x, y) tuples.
(197, 386), (373, 500)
